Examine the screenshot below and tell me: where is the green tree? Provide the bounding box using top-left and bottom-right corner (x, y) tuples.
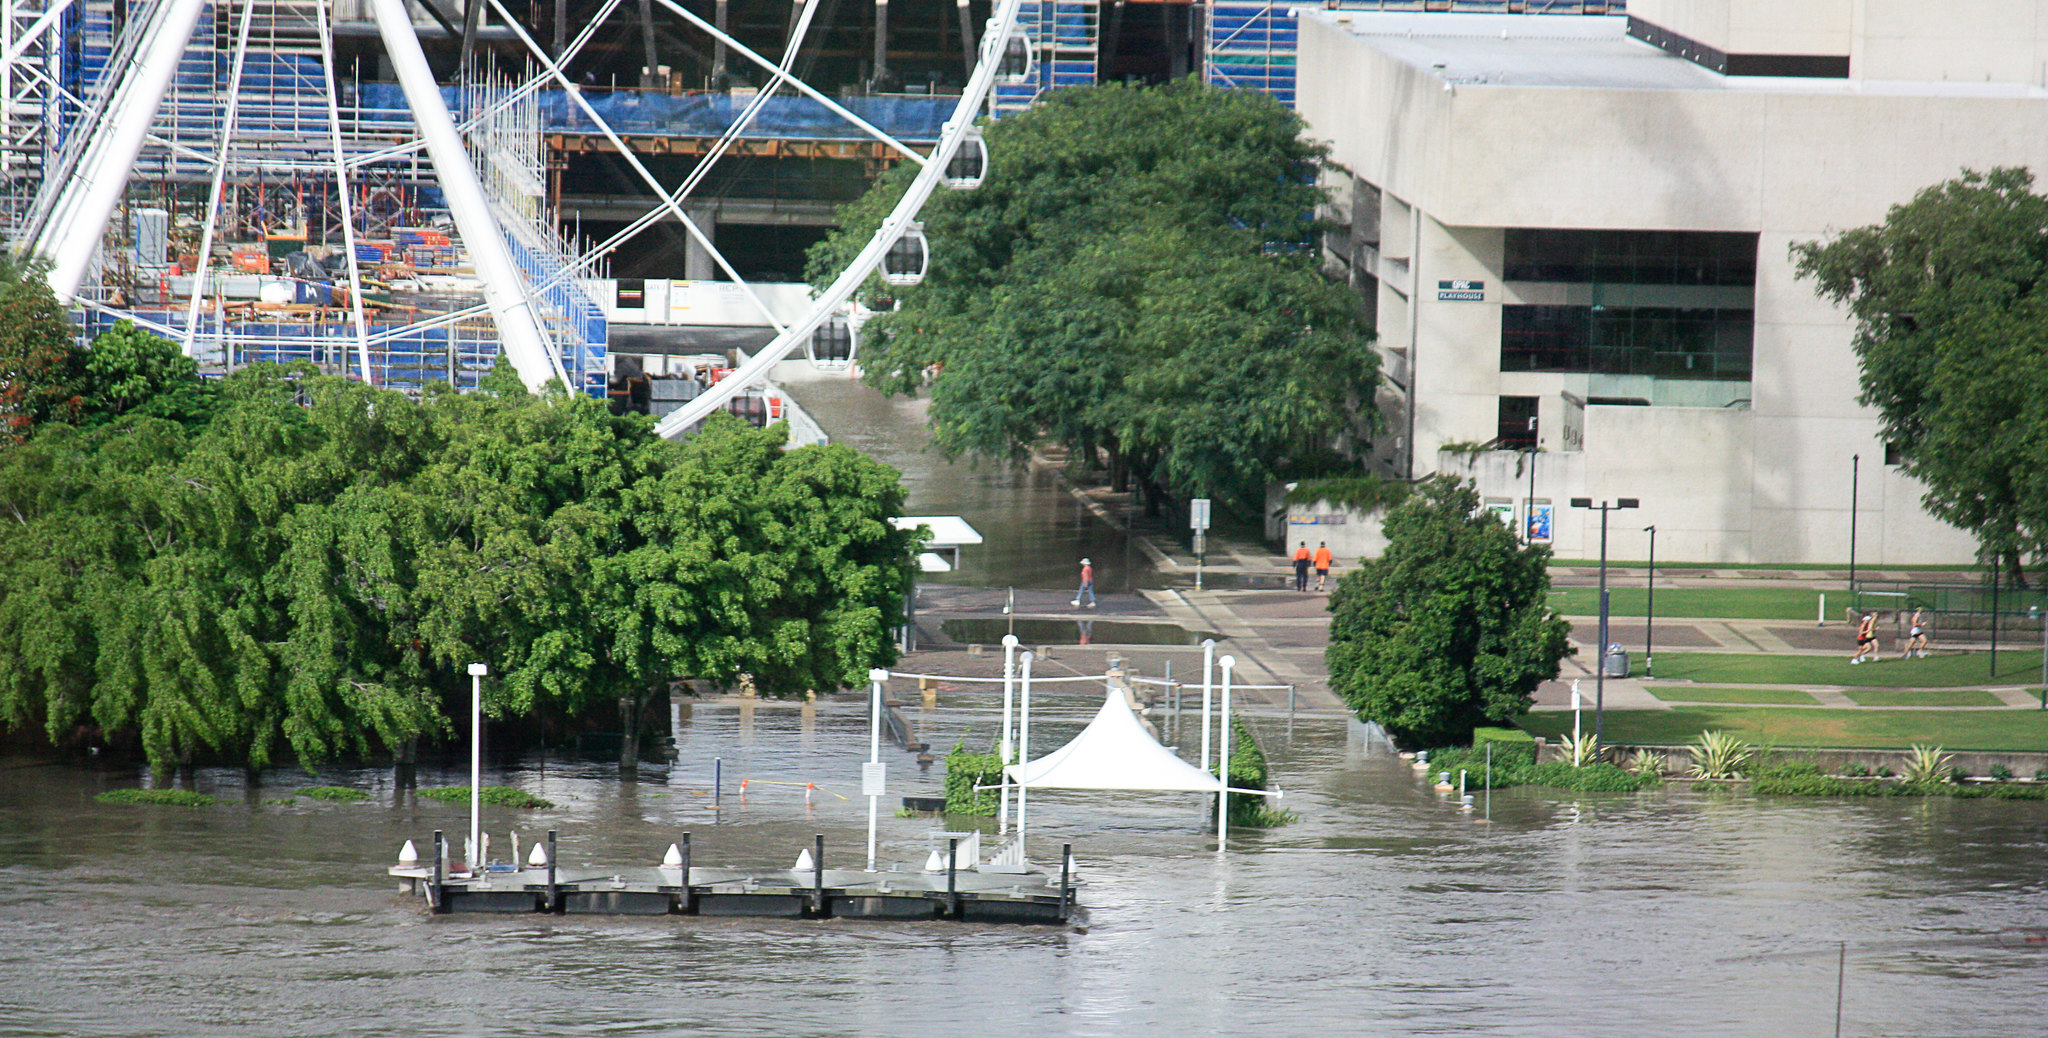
(1325, 476), (1570, 748)
(0, 265), (85, 443)
(79, 320), (217, 428)
(1791, 166), (2048, 577)
(807, 80), (1377, 509)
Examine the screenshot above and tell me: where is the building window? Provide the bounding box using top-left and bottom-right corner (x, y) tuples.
(1503, 305), (1753, 381)
(1885, 442), (1904, 466)
(1497, 396), (1538, 448)
(1503, 229), (1758, 287)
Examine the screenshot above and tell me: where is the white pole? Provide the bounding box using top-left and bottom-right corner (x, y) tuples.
(1216, 654), (1235, 846)
(1198, 638), (1215, 771)
(182, 0), (255, 356)
(1571, 679), (1582, 748)
(467, 662), (487, 871)
(999, 633), (1018, 834)
(36, 0), (209, 301)
(866, 668), (887, 870)
(314, 0), (375, 383)
(1017, 650), (1034, 850)
(367, 0), (565, 392)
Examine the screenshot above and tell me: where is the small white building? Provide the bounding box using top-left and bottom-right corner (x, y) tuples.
(1295, 1), (2048, 564)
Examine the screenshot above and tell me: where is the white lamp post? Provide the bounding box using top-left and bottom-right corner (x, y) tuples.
(1017, 650), (1034, 848)
(467, 662), (487, 873)
(999, 634), (1019, 833)
(1198, 638), (1216, 771)
(1215, 654), (1235, 845)
(866, 668), (889, 870)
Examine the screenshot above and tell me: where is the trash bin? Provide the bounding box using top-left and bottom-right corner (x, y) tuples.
(1603, 643), (1630, 679)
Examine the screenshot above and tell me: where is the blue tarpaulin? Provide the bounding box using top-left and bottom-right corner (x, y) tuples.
(358, 85), (952, 142)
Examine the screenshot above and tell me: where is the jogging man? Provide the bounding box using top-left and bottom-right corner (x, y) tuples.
(1851, 611), (1879, 664)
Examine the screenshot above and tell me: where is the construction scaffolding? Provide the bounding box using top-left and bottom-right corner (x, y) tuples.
(0, 0), (608, 397)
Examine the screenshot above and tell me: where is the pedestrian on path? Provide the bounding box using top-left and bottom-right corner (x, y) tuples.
(1071, 557), (1097, 609)
(1313, 542), (1335, 592)
(1902, 607), (1930, 658)
(1851, 611), (1879, 664)
(1293, 542), (1312, 592)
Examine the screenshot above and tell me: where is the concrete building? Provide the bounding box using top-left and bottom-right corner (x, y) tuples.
(1296, 1), (2048, 564)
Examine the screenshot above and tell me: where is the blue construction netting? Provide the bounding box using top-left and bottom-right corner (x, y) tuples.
(502, 229), (610, 399)
(356, 84), (954, 142)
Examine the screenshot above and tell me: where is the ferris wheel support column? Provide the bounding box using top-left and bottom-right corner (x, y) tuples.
(652, 0), (1029, 437)
(369, 0), (565, 392)
(34, 0), (207, 302)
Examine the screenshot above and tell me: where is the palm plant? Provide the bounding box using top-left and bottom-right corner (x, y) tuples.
(1688, 730), (1753, 779)
(1900, 744), (1954, 785)
(1627, 749), (1667, 777)
(1560, 732), (1602, 767)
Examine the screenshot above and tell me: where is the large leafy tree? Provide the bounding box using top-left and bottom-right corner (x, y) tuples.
(807, 80), (1378, 509)
(1791, 166), (2048, 577)
(0, 360), (918, 778)
(1325, 476), (1570, 748)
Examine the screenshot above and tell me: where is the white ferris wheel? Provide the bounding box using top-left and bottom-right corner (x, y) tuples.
(0, 0), (1031, 434)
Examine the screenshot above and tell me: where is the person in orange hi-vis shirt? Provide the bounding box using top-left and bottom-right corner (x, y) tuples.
(1292, 542), (1311, 592)
(1312, 542), (1335, 591)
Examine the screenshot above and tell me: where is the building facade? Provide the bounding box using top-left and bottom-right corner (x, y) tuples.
(1296, 1), (2048, 564)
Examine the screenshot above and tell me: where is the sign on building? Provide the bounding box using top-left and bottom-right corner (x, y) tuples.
(1437, 279), (1485, 301)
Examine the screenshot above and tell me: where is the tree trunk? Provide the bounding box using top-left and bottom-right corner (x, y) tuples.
(619, 693), (640, 778)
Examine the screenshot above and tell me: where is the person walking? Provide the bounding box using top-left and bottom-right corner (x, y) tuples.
(1071, 557), (1096, 609)
(1902, 607), (1930, 658)
(1850, 611), (1879, 664)
(1313, 541), (1335, 592)
(1293, 542), (1312, 592)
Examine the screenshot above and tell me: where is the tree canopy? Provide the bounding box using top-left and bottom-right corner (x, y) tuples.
(0, 348), (918, 777)
(1324, 476), (1570, 748)
(1791, 166), (2048, 574)
(807, 80), (1378, 509)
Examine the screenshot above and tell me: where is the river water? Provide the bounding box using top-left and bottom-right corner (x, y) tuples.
(3, 694), (2046, 1037)
(5, 375), (2046, 1035)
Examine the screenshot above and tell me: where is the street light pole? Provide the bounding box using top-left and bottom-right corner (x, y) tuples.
(466, 662), (487, 873)
(1644, 524), (1656, 677)
(1524, 446), (1538, 544)
(1571, 496), (1638, 745)
(1848, 454), (1859, 606)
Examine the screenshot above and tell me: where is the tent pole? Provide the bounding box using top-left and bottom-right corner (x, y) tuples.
(1018, 651), (1034, 853)
(1216, 654), (1235, 847)
(1198, 638), (1215, 771)
(999, 634), (1018, 834)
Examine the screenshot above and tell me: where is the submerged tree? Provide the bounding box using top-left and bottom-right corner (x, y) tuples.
(0, 360), (918, 778)
(1792, 166), (2048, 578)
(807, 80), (1378, 510)
(1325, 476), (1570, 748)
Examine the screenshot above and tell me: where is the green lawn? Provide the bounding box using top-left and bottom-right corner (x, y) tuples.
(1647, 686), (1820, 705)
(1521, 707), (2048, 751)
(1650, 650), (2047, 688)
(1549, 586), (1824, 620)
(1842, 688), (2005, 707)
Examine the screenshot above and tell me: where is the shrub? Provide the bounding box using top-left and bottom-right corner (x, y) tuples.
(298, 786), (371, 801)
(1526, 761), (1651, 792)
(1843, 762), (1870, 778)
(2036, 768), (2048, 783)
(1899, 745), (1953, 786)
(1560, 732), (1602, 768)
(1225, 716), (1292, 827)
(1988, 764), (2014, 782)
(416, 786), (553, 809)
(943, 743), (1003, 816)
(1877, 766), (1894, 778)
(1688, 731), (1754, 779)
(96, 788), (216, 807)
(1627, 749), (1667, 777)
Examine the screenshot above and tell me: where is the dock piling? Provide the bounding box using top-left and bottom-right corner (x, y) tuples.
(946, 837), (959, 919)
(812, 834), (825, 917)
(546, 829), (559, 913)
(1059, 843), (1072, 923)
(431, 829), (445, 913)
(680, 831), (694, 913)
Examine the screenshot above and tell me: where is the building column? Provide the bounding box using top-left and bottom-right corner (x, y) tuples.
(685, 204), (716, 281)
